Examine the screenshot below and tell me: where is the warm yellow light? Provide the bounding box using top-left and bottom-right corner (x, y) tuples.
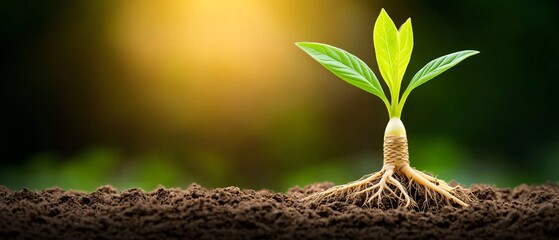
(106, 0), (375, 137)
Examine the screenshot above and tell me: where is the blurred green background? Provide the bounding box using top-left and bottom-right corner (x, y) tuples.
(1, 0), (558, 192)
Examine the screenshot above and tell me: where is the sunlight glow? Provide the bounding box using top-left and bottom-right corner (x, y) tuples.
(109, 1), (292, 132)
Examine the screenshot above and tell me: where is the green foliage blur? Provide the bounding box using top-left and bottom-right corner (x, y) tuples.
(1, 0), (558, 192)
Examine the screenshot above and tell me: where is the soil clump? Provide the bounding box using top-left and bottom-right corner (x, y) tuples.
(0, 183), (558, 239)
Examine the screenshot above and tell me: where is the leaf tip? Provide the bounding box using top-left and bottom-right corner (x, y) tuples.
(399, 18), (413, 32)
(379, 8), (390, 18)
(295, 42), (311, 49)
(465, 50), (481, 56)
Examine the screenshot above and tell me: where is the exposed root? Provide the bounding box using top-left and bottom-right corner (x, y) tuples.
(302, 164), (473, 210)
(304, 119), (474, 210)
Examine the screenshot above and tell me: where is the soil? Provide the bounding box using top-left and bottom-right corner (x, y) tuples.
(0, 183), (558, 240)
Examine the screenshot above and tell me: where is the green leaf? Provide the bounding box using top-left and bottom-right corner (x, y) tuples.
(396, 49), (479, 117)
(296, 42), (388, 102)
(405, 50), (479, 93)
(397, 18), (413, 83)
(373, 9), (399, 90)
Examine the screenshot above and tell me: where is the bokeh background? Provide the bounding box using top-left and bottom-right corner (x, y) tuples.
(1, 0), (558, 192)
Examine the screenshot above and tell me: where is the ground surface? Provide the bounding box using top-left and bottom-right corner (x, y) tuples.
(0, 183), (558, 240)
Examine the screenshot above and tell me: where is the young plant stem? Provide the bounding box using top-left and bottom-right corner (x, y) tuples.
(382, 118), (410, 181)
(395, 88), (411, 118)
(389, 90), (399, 118)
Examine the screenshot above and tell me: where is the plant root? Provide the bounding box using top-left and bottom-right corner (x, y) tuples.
(302, 164), (472, 210)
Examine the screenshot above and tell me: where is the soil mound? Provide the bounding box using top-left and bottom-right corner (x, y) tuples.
(1, 183), (558, 239)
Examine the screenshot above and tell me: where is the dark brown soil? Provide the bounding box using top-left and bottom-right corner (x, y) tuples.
(1, 183), (558, 240)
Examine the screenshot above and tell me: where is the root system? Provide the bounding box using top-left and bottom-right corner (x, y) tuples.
(303, 133), (473, 210)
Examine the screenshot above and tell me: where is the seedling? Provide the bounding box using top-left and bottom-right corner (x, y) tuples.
(296, 9), (478, 209)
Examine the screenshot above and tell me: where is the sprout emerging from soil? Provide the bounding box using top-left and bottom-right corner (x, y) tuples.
(296, 9), (479, 209)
